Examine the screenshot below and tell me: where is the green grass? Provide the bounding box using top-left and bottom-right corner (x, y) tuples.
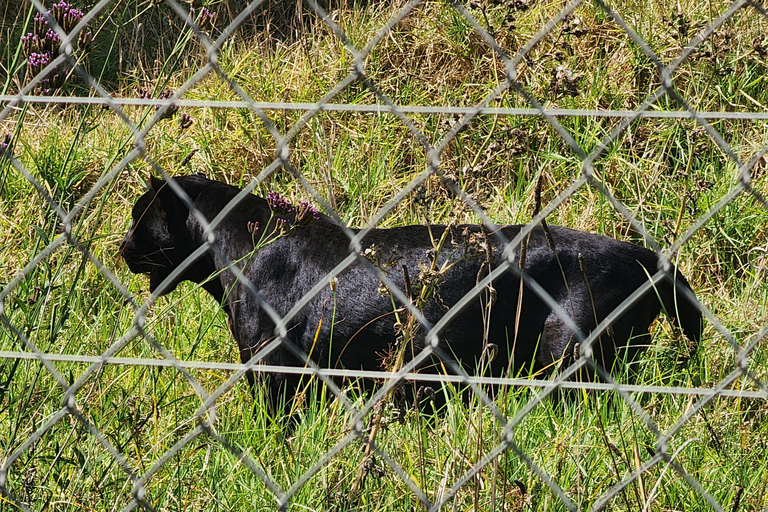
(1, 0), (768, 510)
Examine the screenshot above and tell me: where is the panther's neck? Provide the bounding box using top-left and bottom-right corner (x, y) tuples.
(182, 192), (272, 306)
(186, 188), (337, 319)
(193, 191), (321, 310)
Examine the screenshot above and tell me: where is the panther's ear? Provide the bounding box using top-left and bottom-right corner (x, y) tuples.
(149, 175), (165, 191)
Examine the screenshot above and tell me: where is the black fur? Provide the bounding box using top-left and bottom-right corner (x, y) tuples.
(120, 175), (702, 413)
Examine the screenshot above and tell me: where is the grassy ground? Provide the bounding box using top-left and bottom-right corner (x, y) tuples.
(1, 0), (768, 510)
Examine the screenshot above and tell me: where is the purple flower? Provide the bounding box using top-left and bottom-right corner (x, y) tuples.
(51, 1), (84, 32)
(247, 221), (260, 234)
(33, 13), (48, 38)
(21, 33), (36, 53)
(23, 2), (93, 93)
(137, 88), (181, 120)
(196, 7), (215, 31)
(275, 217), (291, 234)
(265, 192), (319, 229)
(295, 200), (320, 226)
(28, 51), (52, 68)
(266, 191), (295, 216)
(156, 89), (179, 119)
(45, 29), (60, 44)
(77, 28), (93, 52)
(1, 132), (12, 157)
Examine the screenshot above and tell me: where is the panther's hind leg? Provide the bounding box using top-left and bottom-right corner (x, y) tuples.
(537, 310), (579, 377)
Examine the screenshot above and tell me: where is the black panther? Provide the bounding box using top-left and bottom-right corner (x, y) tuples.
(120, 174), (702, 414)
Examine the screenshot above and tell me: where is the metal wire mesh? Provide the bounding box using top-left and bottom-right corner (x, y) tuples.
(1, 0), (767, 510)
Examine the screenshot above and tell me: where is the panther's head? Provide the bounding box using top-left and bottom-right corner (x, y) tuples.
(120, 175), (208, 295)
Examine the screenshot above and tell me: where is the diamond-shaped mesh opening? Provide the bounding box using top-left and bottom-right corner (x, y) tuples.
(2, 0), (768, 510)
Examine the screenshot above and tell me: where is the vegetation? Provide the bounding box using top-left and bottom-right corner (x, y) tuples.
(1, 0), (767, 510)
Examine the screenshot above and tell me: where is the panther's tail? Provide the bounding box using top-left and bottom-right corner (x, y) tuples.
(659, 269), (703, 346)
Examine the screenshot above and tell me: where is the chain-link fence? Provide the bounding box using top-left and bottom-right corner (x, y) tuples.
(1, 0), (767, 510)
